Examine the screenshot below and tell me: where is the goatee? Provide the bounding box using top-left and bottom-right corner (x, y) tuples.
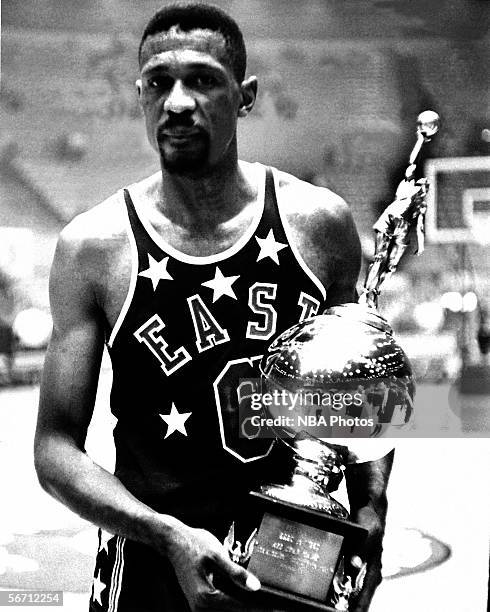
(159, 139), (211, 177)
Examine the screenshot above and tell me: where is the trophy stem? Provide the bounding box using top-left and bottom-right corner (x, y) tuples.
(259, 437), (349, 519)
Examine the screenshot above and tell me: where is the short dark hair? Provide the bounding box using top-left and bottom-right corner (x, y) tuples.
(139, 3), (247, 82)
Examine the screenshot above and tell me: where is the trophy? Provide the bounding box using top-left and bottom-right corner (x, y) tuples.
(225, 111), (440, 610)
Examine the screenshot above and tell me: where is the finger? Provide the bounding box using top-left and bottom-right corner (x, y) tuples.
(213, 553), (261, 592)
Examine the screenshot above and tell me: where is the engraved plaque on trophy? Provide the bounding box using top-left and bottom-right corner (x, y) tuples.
(245, 501), (366, 611)
(247, 513), (344, 601)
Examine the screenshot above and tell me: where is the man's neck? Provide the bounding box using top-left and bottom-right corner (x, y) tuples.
(156, 156), (257, 231)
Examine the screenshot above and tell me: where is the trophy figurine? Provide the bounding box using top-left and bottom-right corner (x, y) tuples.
(225, 111), (440, 610)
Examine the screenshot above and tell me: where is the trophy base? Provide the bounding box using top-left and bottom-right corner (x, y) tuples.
(255, 585), (338, 612)
(258, 584), (338, 611)
(243, 492), (367, 611)
(215, 576), (338, 611)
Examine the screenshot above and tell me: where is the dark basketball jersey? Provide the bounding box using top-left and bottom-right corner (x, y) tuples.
(106, 164), (326, 532)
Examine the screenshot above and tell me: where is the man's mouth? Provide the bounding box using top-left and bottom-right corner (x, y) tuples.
(159, 121), (202, 135)
(165, 132), (199, 139)
(159, 128), (204, 143)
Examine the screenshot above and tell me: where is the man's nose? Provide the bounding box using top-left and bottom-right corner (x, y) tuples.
(163, 81), (196, 113)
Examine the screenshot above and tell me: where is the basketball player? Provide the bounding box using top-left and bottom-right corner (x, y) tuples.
(35, 4), (393, 611)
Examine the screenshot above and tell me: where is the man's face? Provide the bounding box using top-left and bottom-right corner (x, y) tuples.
(138, 28), (253, 176)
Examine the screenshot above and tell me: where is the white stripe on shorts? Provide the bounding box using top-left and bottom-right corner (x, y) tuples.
(108, 536), (126, 612)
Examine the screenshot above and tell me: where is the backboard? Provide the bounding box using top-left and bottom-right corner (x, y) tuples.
(425, 156), (490, 244)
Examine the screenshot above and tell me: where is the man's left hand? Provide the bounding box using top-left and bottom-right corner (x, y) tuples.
(345, 450), (394, 612)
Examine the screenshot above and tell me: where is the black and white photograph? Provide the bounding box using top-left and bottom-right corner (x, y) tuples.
(0, 1), (489, 611)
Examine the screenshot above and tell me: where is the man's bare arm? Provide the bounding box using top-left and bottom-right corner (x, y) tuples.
(346, 451), (394, 612)
(321, 196), (362, 307)
(35, 219), (260, 611)
(34, 222), (176, 546)
(280, 174), (361, 308)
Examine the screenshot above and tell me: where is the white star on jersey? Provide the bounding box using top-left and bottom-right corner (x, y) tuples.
(255, 229), (287, 264)
(201, 267), (240, 302)
(160, 403), (192, 439)
(99, 530), (114, 554)
(92, 570), (106, 606)
(138, 254), (173, 290)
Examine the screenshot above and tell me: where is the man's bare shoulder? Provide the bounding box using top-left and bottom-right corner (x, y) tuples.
(59, 170), (160, 247)
(51, 187), (138, 316)
(269, 167), (361, 303)
(273, 168), (352, 230)
(273, 168), (356, 243)
(59, 190), (127, 248)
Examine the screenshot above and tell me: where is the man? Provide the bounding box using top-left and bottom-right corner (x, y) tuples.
(35, 3), (393, 611)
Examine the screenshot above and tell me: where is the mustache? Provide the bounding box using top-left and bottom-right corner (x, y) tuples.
(158, 114), (200, 134)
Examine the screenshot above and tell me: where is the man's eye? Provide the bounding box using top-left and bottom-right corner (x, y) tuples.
(147, 76), (172, 90)
(191, 74), (218, 88)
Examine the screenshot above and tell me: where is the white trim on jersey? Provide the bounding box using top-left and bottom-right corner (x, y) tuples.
(108, 536), (126, 612)
(130, 163), (266, 265)
(108, 193), (139, 348)
(271, 169), (327, 302)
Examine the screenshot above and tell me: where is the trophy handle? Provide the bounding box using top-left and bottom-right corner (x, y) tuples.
(359, 111), (440, 310)
(332, 558), (367, 611)
(223, 523), (257, 565)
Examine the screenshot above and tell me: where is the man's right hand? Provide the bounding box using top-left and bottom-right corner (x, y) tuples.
(165, 523), (262, 611)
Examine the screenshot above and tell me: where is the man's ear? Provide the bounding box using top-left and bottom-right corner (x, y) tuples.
(238, 76), (257, 117)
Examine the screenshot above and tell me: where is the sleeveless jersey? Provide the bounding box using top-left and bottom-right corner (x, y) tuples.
(107, 164), (326, 534)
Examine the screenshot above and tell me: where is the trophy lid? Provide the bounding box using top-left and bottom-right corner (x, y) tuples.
(324, 303), (393, 334)
(261, 306), (411, 391)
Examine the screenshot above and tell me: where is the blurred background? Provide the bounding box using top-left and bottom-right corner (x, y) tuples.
(0, 1), (489, 610)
